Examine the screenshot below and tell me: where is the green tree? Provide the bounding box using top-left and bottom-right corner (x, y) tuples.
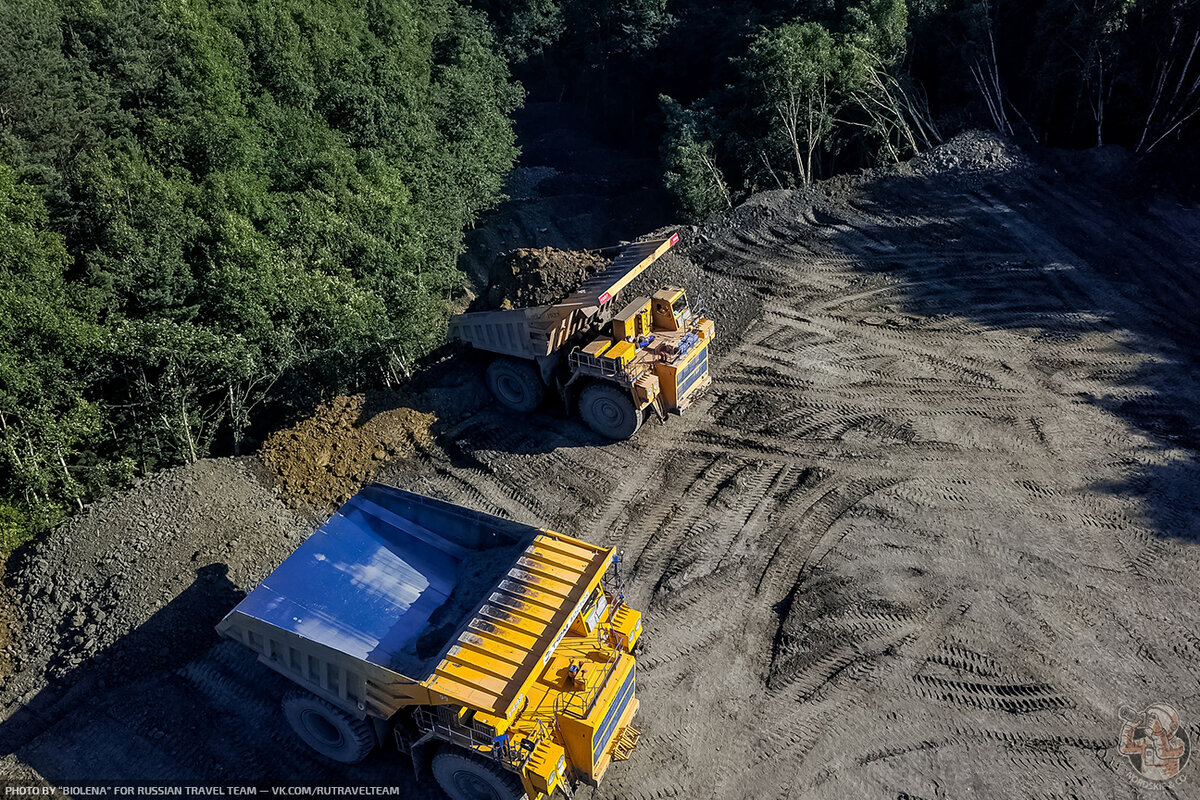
(0, 0), (521, 547)
(660, 96), (732, 221)
(0, 162), (124, 526)
(472, 0), (564, 62)
(745, 22), (844, 186)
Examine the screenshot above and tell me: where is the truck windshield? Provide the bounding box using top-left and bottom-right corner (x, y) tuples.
(672, 294), (689, 318)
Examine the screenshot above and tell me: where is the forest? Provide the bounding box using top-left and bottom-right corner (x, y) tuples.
(2, 0), (1198, 550)
(484, 0), (1200, 217)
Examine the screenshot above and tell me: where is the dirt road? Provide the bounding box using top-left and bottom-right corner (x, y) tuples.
(3, 134), (1199, 798)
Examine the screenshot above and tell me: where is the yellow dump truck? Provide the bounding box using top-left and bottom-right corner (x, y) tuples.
(448, 233), (715, 439)
(217, 484), (643, 800)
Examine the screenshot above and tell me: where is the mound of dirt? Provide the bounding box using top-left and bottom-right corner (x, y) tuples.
(0, 459), (306, 689)
(472, 247), (610, 310)
(905, 129), (1032, 180)
(258, 394), (435, 512)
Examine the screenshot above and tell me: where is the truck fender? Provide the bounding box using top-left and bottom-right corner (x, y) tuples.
(535, 352), (562, 385)
(370, 716), (392, 750)
(399, 728), (438, 780)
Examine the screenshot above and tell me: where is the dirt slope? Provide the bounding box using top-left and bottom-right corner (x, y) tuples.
(259, 394), (435, 511)
(3, 132), (1200, 798)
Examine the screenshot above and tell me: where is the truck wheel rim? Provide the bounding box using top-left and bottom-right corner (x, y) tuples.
(496, 374), (524, 405)
(451, 770), (499, 800)
(593, 396), (626, 427)
(300, 709), (344, 749)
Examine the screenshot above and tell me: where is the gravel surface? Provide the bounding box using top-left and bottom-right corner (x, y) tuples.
(3, 131), (1200, 798)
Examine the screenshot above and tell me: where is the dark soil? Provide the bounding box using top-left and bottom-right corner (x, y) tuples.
(471, 246), (611, 310)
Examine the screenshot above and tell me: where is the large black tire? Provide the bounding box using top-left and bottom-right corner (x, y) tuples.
(578, 382), (643, 440)
(485, 357), (545, 412)
(432, 749), (527, 800)
(281, 690), (375, 764)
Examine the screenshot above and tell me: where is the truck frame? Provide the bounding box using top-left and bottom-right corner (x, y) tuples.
(447, 233), (715, 439)
(216, 484), (644, 800)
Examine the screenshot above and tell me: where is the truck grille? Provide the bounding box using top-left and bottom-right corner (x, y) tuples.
(592, 666), (636, 764)
(676, 346), (710, 398)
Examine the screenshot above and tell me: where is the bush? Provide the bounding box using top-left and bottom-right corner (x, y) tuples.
(0, 502), (32, 559)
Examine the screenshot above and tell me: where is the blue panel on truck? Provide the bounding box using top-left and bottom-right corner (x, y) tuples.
(230, 483), (537, 679)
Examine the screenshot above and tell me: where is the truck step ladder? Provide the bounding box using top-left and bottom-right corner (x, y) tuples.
(611, 724), (641, 762)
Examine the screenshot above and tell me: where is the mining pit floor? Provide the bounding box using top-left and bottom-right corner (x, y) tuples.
(2, 132), (1200, 799)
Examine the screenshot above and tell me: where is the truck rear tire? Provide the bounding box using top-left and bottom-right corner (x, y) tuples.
(579, 382), (643, 440)
(432, 749), (527, 800)
(486, 357), (545, 412)
(281, 690), (375, 764)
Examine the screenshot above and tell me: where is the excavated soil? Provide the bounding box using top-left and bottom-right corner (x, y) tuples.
(259, 394), (435, 512)
(472, 246), (611, 310)
(3, 132), (1200, 799)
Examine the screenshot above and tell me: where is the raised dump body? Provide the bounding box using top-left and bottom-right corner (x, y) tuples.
(217, 484), (644, 800)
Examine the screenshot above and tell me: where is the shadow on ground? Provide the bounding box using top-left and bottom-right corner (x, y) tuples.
(0, 565), (429, 791)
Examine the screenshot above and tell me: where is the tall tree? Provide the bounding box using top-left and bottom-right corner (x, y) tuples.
(745, 22), (843, 186)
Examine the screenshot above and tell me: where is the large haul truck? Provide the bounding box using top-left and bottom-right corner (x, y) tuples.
(217, 484), (644, 800)
(447, 233), (715, 439)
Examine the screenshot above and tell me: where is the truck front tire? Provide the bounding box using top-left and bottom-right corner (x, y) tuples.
(486, 357), (545, 412)
(281, 690), (376, 764)
(432, 749), (527, 800)
(579, 382), (643, 440)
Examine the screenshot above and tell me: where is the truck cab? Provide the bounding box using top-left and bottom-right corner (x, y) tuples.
(568, 287), (715, 437)
(649, 288), (693, 332)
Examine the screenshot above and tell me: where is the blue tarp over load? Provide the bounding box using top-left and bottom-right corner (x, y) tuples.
(226, 483), (537, 680)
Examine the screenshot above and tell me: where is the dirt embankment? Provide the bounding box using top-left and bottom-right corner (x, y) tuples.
(471, 246), (610, 310)
(258, 394), (435, 512)
(0, 460), (307, 688)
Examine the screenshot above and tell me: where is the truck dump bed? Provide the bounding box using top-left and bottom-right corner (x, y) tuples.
(447, 233), (678, 360)
(218, 484), (615, 722)
(217, 486), (539, 708)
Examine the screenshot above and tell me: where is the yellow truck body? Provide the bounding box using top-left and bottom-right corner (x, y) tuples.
(217, 484), (643, 799)
(447, 233), (716, 439)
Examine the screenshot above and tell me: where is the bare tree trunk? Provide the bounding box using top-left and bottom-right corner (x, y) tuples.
(759, 150), (786, 190)
(1138, 26), (1200, 153)
(777, 93), (806, 185)
(971, 24), (1014, 137)
(179, 395), (198, 465)
(55, 448), (83, 510)
(700, 148), (733, 207)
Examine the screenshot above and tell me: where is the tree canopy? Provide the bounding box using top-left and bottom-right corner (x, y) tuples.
(0, 0), (521, 550)
(475, 0), (1200, 214)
